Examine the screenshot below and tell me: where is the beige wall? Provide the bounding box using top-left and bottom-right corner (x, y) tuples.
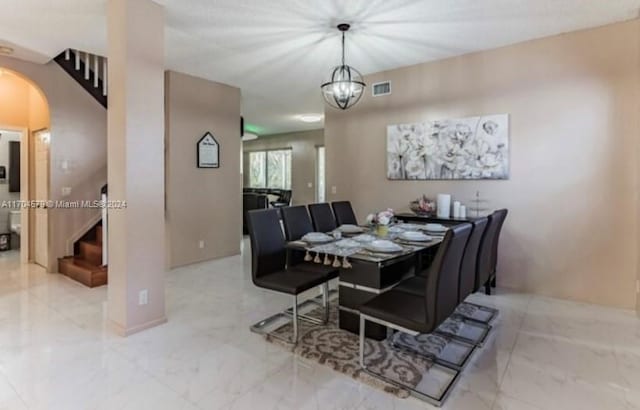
(107, 0), (167, 335)
(165, 70), (242, 268)
(0, 72), (30, 126)
(243, 129), (324, 205)
(325, 20), (640, 309)
(0, 56), (107, 272)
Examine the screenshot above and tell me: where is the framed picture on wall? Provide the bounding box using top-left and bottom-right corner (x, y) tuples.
(197, 132), (220, 168)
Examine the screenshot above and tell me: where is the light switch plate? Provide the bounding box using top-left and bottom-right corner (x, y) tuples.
(331, 186), (337, 194)
(61, 187), (72, 197)
(199, 240), (205, 249)
(138, 289), (148, 305)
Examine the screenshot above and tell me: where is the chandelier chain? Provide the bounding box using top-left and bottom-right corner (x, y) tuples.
(341, 31), (345, 66)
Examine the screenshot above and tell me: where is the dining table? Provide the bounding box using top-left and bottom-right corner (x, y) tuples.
(286, 222), (445, 340)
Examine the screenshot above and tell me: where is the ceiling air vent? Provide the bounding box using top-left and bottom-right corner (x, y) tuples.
(372, 81), (391, 97)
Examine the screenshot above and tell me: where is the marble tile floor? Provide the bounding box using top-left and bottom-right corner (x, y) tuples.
(0, 245), (639, 409)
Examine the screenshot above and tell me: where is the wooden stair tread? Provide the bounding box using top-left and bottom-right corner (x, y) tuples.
(60, 257), (105, 272)
(80, 240), (101, 248)
(58, 257), (107, 288)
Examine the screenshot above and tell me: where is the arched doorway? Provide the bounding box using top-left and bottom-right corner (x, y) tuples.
(0, 67), (50, 268)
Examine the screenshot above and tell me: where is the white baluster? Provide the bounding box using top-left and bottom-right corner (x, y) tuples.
(94, 55), (99, 88)
(74, 49), (80, 70)
(65, 49), (70, 60)
(84, 52), (90, 80)
(103, 58), (108, 96)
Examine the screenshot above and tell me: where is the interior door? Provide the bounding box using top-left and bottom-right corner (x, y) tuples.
(33, 130), (49, 268)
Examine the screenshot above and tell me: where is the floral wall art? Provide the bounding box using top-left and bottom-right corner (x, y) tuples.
(386, 114), (509, 180)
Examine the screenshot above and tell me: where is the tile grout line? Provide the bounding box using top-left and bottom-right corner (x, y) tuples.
(488, 293), (533, 410)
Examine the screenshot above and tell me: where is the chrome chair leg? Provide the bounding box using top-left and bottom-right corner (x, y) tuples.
(359, 314), (460, 407)
(359, 315), (366, 368)
(283, 287), (337, 325)
(292, 294), (298, 343)
(249, 294), (302, 345)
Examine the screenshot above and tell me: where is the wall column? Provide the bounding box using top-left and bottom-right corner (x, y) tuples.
(107, 0), (166, 335)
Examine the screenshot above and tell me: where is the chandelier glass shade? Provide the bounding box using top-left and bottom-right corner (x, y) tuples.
(321, 24), (366, 110)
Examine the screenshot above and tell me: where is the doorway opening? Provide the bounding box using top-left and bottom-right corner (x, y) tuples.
(316, 145), (326, 203)
(0, 67), (51, 269)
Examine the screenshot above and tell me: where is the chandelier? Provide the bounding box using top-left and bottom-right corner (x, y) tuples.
(321, 24), (366, 110)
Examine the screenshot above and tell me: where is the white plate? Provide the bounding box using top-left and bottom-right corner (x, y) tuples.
(352, 234), (377, 243)
(399, 231), (432, 242)
(339, 224), (365, 233)
(388, 225), (404, 233)
(365, 240), (403, 253)
(425, 223), (447, 233)
(302, 232), (333, 243)
(334, 239), (361, 249)
(398, 223), (426, 231)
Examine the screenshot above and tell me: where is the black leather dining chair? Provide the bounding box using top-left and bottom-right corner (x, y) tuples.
(247, 209), (336, 344)
(358, 224), (471, 404)
(331, 201), (358, 226)
(308, 203), (338, 233)
(394, 219), (493, 345)
(457, 218), (488, 303)
(280, 205), (315, 266)
(281, 205), (314, 241)
(476, 209), (508, 295)
(271, 190), (292, 208)
(394, 219), (486, 299)
(360, 224), (472, 328)
(280, 205), (339, 307)
(489, 209), (508, 289)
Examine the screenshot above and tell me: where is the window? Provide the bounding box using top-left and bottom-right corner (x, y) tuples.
(249, 151), (266, 188)
(316, 146), (326, 202)
(248, 149), (292, 189)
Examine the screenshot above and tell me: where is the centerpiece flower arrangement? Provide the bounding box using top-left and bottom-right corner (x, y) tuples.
(409, 194), (436, 216)
(366, 208), (395, 237)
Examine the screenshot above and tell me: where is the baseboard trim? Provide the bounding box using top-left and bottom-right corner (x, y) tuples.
(108, 316), (168, 337)
(169, 248), (241, 269)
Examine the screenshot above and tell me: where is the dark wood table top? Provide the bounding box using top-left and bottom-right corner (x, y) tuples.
(286, 227), (442, 264)
(395, 212), (481, 224)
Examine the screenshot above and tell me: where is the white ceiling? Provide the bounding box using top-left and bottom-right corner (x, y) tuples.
(1, 0), (639, 135)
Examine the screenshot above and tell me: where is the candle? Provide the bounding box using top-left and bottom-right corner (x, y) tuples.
(453, 201), (461, 218)
(437, 194), (451, 218)
(460, 205), (466, 219)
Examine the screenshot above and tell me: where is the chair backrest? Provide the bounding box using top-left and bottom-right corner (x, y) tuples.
(331, 201), (358, 225)
(281, 190), (292, 204)
(246, 209), (286, 281)
(458, 218), (488, 303)
(243, 194), (268, 232)
(490, 209), (508, 274)
(308, 203), (337, 233)
(425, 224), (472, 327)
(475, 210), (504, 291)
(280, 205), (314, 241)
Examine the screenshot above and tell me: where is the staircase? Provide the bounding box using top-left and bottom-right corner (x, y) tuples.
(54, 49), (108, 108)
(53, 50), (109, 287)
(58, 224), (107, 287)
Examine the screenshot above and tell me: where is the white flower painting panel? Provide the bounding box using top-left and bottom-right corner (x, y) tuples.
(387, 114), (509, 180)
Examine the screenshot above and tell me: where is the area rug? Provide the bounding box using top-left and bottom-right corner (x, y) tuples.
(265, 304), (460, 399)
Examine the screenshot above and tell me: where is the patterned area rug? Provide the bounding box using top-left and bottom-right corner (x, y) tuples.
(266, 304), (452, 399)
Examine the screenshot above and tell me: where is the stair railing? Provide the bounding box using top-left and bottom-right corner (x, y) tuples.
(55, 49), (108, 108)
